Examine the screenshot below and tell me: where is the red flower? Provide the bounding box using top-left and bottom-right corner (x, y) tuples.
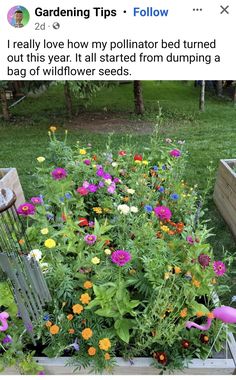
(134, 154), (143, 161)
(118, 150), (126, 156)
(79, 217), (89, 226)
(77, 187), (89, 196)
(181, 339), (190, 349)
(153, 352), (167, 365)
(61, 213), (67, 221)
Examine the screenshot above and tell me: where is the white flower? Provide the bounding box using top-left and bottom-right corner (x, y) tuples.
(40, 262), (49, 272)
(130, 206), (138, 213)
(117, 204), (130, 215)
(112, 162), (118, 167)
(28, 249), (42, 261)
(105, 179), (112, 185)
(127, 188), (135, 194)
(104, 249), (111, 255)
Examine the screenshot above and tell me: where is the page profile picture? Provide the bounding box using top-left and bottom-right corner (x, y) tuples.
(7, 6), (30, 28)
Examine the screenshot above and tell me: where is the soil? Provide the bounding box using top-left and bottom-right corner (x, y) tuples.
(67, 111), (155, 135)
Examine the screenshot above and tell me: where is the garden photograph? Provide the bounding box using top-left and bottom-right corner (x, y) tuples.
(0, 80), (236, 375)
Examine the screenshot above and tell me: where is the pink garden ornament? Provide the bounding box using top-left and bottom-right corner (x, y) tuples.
(0, 311), (9, 332)
(186, 306), (236, 331)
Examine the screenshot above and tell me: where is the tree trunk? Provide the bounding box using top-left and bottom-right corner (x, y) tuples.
(216, 81), (223, 97)
(233, 86), (236, 107)
(0, 89), (10, 120)
(133, 81), (144, 115)
(199, 81), (205, 112)
(64, 81), (73, 117)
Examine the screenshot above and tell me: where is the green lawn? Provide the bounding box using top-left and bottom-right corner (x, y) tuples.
(0, 81), (235, 298)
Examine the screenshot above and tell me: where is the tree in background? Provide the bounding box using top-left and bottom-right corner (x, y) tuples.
(133, 80), (145, 115)
(0, 81), (10, 121)
(199, 80), (206, 112)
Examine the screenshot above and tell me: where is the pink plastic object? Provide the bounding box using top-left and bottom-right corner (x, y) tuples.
(186, 306), (236, 331)
(0, 311), (9, 332)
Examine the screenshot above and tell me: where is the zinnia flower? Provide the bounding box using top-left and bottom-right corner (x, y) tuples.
(117, 204), (130, 215)
(79, 217), (89, 226)
(154, 206), (172, 220)
(2, 335), (12, 344)
(17, 203), (36, 216)
(79, 149), (86, 155)
(83, 281), (93, 289)
(99, 338), (111, 351)
(72, 304), (84, 314)
(88, 347), (96, 356)
(41, 228), (49, 235)
(88, 184), (98, 193)
(31, 196), (43, 205)
(83, 159), (91, 165)
(134, 154), (143, 161)
(198, 254), (211, 268)
(118, 150), (126, 156)
(186, 236), (195, 245)
(81, 328), (93, 340)
(91, 257), (100, 264)
(80, 293), (91, 304)
(169, 149), (181, 157)
(28, 249), (42, 261)
(213, 261), (226, 276)
(181, 339), (190, 349)
(111, 250), (131, 266)
(37, 156), (45, 163)
(44, 239), (56, 249)
(84, 234), (97, 245)
(77, 187), (89, 196)
(50, 325), (60, 335)
(51, 168), (67, 180)
(130, 206), (138, 213)
(153, 352), (167, 365)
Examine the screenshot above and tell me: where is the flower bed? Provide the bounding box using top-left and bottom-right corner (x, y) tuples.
(213, 159), (236, 238)
(0, 129), (234, 375)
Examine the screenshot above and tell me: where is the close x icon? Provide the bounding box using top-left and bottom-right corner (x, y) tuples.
(220, 5), (229, 14)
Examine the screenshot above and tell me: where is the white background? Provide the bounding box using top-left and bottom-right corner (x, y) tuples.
(0, 0), (235, 80)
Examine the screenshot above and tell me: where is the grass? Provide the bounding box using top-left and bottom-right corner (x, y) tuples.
(0, 80), (236, 298)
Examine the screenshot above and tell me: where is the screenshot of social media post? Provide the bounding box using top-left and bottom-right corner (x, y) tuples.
(0, 0), (236, 378)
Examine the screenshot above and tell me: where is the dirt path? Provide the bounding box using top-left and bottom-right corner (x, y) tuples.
(68, 112), (155, 134)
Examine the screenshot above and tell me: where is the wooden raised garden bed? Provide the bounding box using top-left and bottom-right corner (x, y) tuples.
(213, 159), (236, 239)
(0, 168), (25, 208)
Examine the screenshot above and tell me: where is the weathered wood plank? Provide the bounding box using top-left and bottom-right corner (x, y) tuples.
(0, 168), (25, 208)
(213, 184), (236, 237)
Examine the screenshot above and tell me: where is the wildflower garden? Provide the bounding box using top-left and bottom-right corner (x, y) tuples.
(0, 81), (236, 375)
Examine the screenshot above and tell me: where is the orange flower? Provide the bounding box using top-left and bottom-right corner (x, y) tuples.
(68, 329), (75, 334)
(168, 230), (176, 236)
(180, 308), (188, 318)
(80, 293), (91, 305)
(19, 239), (25, 245)
(104, 353), (111, 361)
(156, 231), (163, 239)
(207, 312), (215, 319)
(192, 279), (201, 288)
(50, 325), (60, 335)
(196, 311), (204, 317)
(174, 266), (181, 274)
(49, 126), (57, 132)
(81, 328), (93, 340)
(83, 281), (93, 289)
(88, 347), (96, 356)
(67, 314), (74, 321)
(99, 338), (111, 351)
(45, 321), (52, 327)
(72, 304), (84, 314)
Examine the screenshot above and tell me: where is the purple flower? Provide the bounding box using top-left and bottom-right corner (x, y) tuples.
(2, 335), (12, 344)
(88, 184), (98, 193)
(186, 236), (195, 245)
(103, 172), (112, 180)
(111, 250), (131, 266)
(51, 168), (67, 180)
(65, 192), (72, 199)
(88, 221), (95, 227)
(198, 254), (211, 268)
(84, 234), (97, 245)
(98, 181), (104, 188)
(213, 261), (226, 276)
(83, 159), (91, 166)
(17, 203), (36, 216)
(30, 197), (43, 205)
(154, 206), (172, 220)
(96, 168), (105, 177)
(107, 184), (116, 194)
(38, 371), (46, 375)
(83, 181), (90, 189)
(26, 323), (33, 332)
(113, 177), (120, 183)
(69, 338), (80, 351)
(46, 213), (54, 220)
(170, 149), (181, 158)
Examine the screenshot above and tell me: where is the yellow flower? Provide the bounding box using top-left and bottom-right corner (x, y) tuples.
(142, 160), (148, 165)
(104, 249), (111, 255)
(37, 156), (45, 163)
(80, 293), (91, 305)
(72, 304), (84, 314)
(50, 325), (60, 335)
(41, 228), (49, 235)
(81, 328), (93, 340)
(174, 266), (181, 274)
(49, 126), (57, 133)
(83, 281), (93, 289)
(88, 347), (96, 356)
(79, 149), (87, 155)
(103, 208), (111, 213)
(164, 272), (171, 280)
(99, 338), (111, 351)
(93, 207), (103, 214)
(91, 257), (100, 265)
(180, 308), (188, 318)
(44, 239), (56, 249)
(161, 225), (170, 233)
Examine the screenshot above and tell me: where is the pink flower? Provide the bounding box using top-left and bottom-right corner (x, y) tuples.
(77, 187), (89, 196)
(17, 203), (36, 216)
(111, 250), (131, 266)
(186, 236), (195, 245)
(118, 150), (126, 156)
(30, 196), (43, 205)
(213, 261), (226, 276)
(84, 234), (97, 245)
(169, 149), (181, 158)
(51, 168), (67, 180)
(154, 206), (172, 220)
(88, 184), (98, 193)
(198, 254), (211, 268)
(83, 159), (91, 165)
(107, 183), (116, 194)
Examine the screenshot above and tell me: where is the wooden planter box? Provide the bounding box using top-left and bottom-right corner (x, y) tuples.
(3, 332), (236, 375)
(0, 168), (25, 208)
(213, 159), (236, 238)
